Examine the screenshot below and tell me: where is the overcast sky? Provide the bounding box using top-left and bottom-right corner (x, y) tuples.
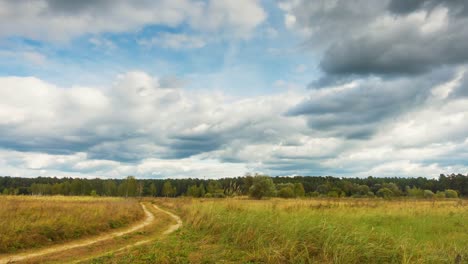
(0, 0), (467, 179)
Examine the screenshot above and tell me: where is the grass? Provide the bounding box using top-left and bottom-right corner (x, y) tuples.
(0, 195), (144, 254)
(91, 198), (467, 264)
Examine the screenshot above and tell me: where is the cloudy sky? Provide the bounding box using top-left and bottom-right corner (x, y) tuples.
(1, 0), (467, 179)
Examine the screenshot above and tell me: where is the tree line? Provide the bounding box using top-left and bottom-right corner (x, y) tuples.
(0, 173), (466, 199)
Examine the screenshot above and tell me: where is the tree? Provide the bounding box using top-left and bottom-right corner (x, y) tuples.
(294, 183), (305, 197)
(149, 182), (158, 197)
(249, 175), (276, 199)
(224, 181), (241, 197)
(103, 180), (117, 196)
(121, 176), (138, 197)
(316, 184), (330, 195)
(187, 185), (201, 197)
(382, 183), (402, 196)
(162, 181), (176, 197)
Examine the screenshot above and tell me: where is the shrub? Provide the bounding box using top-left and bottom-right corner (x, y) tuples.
(445, 189), (458, 198)
(377, 188), (393, 199)
(212, 192), (226, 198)
(308, 191), (320, 197)
(423, 190), (435, 199)
(278, 186), (295, 198)
(249, 175), (276, 199)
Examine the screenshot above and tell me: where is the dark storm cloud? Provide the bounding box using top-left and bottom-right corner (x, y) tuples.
(285, 0), (468, 82)
(449, 71), (468, 98)
(318, 22), (468, 80)
(167, 134), (225, 158)
(44, 0), (113, 14)
(287, 69), (456, 138)
(388, 0), (468, 16)
(387, 0), (427, 14)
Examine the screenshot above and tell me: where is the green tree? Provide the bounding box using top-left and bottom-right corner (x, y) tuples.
(187, 185), (201, 197)
(149, 182), (158, 197)
(249, 175), (276, 199)
(123, 176), (138, 197)
(294, 183), (305, 197)
(162, 181), (176, 197)
(382, 183), (402, 196)
(103, 180), (117, 196)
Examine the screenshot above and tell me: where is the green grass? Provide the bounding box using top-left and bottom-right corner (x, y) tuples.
(90, 198), (467, 264)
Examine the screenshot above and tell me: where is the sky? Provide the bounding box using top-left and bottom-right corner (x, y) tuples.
(0, 0), (467, 179)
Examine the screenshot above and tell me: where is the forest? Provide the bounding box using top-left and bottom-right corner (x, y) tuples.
(0, 174), (466, 199)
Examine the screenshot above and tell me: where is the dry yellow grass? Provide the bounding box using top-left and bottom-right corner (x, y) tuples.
(102, 198), (467, 264)
(0, 196), (144, 254)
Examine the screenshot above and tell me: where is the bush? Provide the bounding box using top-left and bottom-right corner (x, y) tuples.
(435, 191), (446, 198)
(423, 190), (434, 199)
(406, 186), (424, 198)
(249, 175), (276, 199)
(445, 189), (458, 198)
(212, 192), (226, 198)
(294, 183), (305, 197)
(308, 191), (320, 197)
(278, 187), (295, 198)
(377, 188), (393, 199)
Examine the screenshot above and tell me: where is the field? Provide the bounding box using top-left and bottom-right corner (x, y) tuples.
(1, 196), (467, 264)
(91, 198), (468, 264)
(0, 196), (144, 254)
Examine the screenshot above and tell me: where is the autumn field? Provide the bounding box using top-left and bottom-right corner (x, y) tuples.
(1, 196), (466, 264)
(90, 198), (467, 264)
(0, 196), (144, 254)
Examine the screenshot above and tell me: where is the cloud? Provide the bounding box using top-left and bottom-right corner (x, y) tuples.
(387, 0), (468, 16)
(1, 70), (468, 178)
(0, 0), (266, 42)
(89, 37), (116, 50)
(280, 0), (468, 82)
(0, 50), (47, 66)
(287, 68), (458, 138)
(139, 33), (206, 50)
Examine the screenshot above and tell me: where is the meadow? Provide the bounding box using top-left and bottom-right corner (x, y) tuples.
(91, 198), (468, 264)
(0, 196), (144, 254)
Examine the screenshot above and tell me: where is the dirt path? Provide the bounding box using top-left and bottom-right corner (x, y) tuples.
(91, 204), (183, 258)
(0, 203), (156, 264)
(153, 204), (182, 235)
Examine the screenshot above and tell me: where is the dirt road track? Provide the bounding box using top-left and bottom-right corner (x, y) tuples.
(0, 203), (181, 264)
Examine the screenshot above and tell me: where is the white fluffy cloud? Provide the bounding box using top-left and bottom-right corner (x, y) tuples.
(0, 0), (266, 42)
(1, 70), (468, 178)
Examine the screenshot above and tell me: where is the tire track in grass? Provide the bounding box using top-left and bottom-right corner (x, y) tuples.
(0, 203), (154, 264)
(73, 204), (183, 263)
